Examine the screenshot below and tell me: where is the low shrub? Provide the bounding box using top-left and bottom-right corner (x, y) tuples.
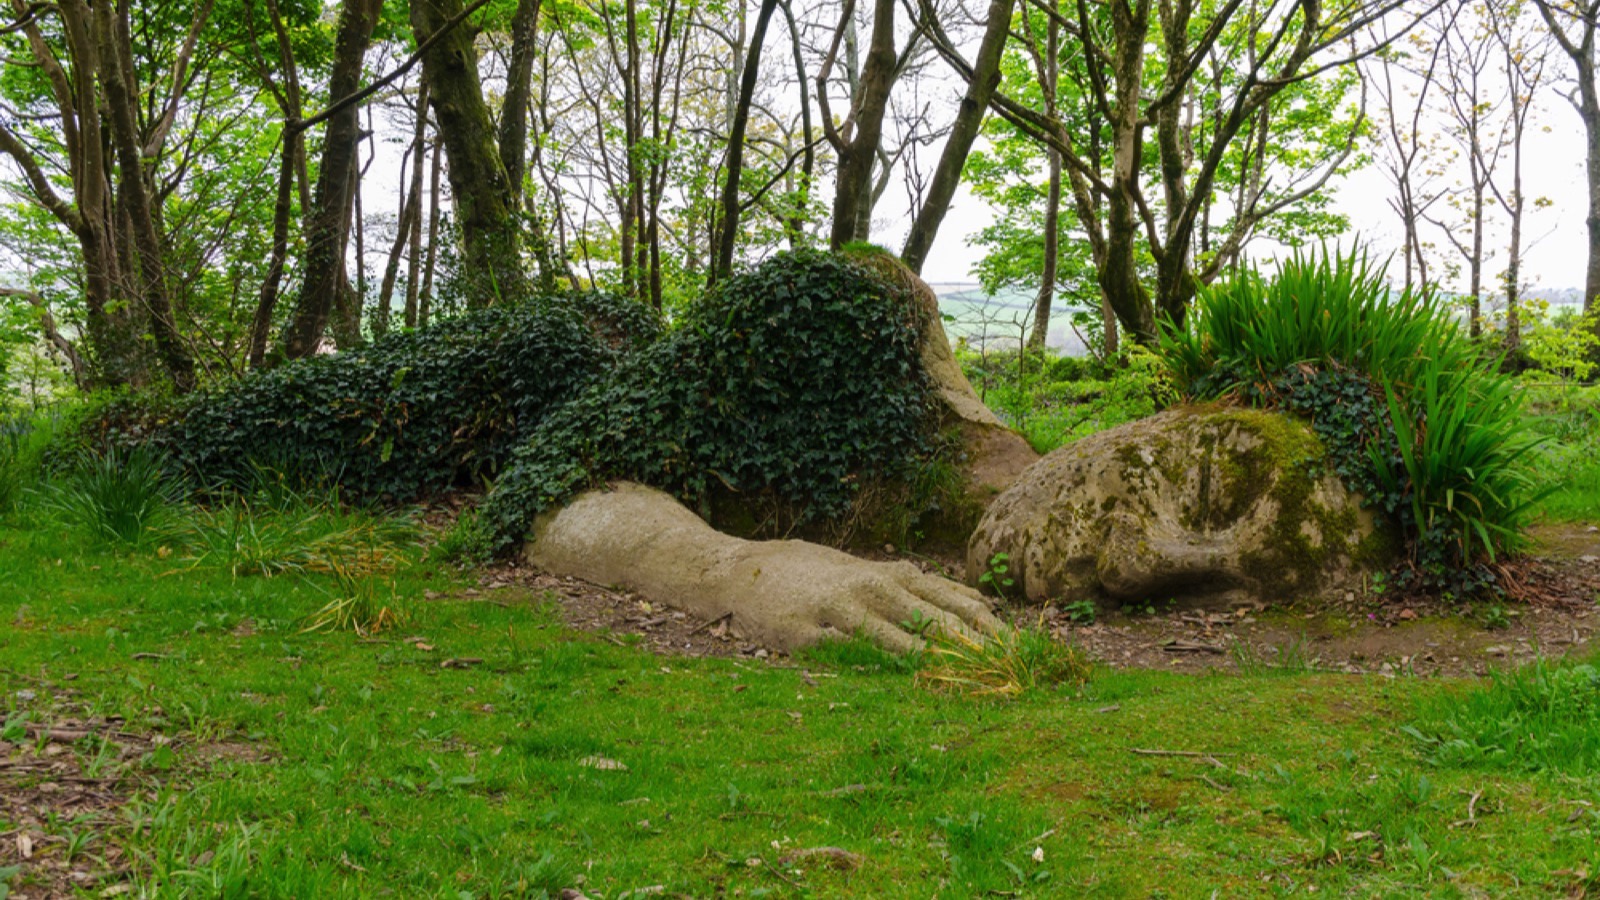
(959, 345), (1174, 454)
(1162, 248), (1542, 596)
(479, 249), (939, 554)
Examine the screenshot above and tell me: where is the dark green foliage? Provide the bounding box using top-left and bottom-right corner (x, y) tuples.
(1162, 249), (1542, 596)
(480, 250), (937, 554)
(132, 294), (655, 503)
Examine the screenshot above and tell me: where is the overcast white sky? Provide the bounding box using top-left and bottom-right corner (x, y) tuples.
(903, 109), (1593, 294)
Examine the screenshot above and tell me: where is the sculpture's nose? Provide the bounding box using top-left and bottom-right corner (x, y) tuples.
(1094, 513), (1242, 601)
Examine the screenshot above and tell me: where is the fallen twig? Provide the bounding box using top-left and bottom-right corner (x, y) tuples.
(688, 612), (734, 636)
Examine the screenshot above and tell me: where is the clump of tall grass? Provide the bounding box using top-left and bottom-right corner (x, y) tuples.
(1162, 248), (1543, 592)
(1404, 654), (1600, 775)
(179, 478), (416, 578)
(299, 561), (411, 636)
(39, 444), (185, 548)
(917, 623), (1091, 696)
(0, 418), (31, 514)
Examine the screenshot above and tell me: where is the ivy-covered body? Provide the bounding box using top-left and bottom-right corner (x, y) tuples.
(123, 251), (962, 560)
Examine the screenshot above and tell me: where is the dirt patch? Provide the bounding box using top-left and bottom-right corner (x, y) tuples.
(469, 559), (783, 660)
(1, 707), (147, 897)
(1036, 539), (1600, 678)
(456, 509), (1599, 679)
(1, 683), (271, 899)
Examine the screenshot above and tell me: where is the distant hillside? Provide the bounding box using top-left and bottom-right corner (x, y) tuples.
(929, 283), (1090, 354)
(1525, 287), (1585, 309)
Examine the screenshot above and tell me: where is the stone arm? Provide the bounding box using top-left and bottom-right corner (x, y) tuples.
(525, 482), (1002, 652)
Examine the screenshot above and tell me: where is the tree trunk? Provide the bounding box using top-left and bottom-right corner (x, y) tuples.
(1031, 148), (1062, 351)
(901, 0), (1014, 274)
(95, 0), (196, 391)
(827, 0), (897, 248)
(279, 0), (381, 360)
(413, 0), (527, 306)
(377, 81), (430, 337)
(250, 137), (297, 366)
(1098, 0), (1157, 344)
(420, 139), (444, 327)
(712, 0), (781, 283)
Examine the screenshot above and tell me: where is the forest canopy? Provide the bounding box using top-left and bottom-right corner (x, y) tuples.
(4, 0), (1596, 397)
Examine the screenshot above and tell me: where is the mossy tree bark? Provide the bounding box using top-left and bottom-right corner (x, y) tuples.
(412, 0), (528, 306)
(279, 0), (382, 360)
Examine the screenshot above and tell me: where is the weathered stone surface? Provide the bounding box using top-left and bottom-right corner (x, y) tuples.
(844, 249), (1039, 497)
(967, 406), (1396, 608)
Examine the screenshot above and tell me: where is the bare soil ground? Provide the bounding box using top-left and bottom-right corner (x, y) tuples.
(2, 693), (152, 899)
(488, 522), (1600, 680)
(1, 677), (269, 899)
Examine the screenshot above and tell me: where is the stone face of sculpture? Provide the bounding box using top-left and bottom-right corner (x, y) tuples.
(967, 406), (1397, 609)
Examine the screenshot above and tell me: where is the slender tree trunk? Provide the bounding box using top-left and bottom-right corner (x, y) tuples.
(420, 140), (444, 328)
(250, 136), (297, 366)
(280, 0), (381, 360)
(1031, 149), (1062, 351)
(1469, 175), (1484, 338)
(413, 0), (527, 306)
(901, 0), (1013, 273)
(713, 0), (781, 283)
(500, 0), (562, 291)
(378, 82), (430, 337)
(827, 0), (897, 248)
(404, 140), (430, 329)
(781, 0), (813, 247)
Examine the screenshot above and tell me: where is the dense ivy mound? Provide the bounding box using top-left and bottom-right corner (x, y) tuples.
(154, 292), (658, 501)
(1162, 250), (1540, 596)
(480, 249), (938, 555)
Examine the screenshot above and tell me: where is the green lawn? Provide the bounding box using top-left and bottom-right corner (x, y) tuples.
(3, 519), (1600, 898)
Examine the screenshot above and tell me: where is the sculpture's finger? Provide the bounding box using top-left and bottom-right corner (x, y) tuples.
(893, 570), (1003, 634)
(856, 578), (974, 642)
(848, 610), (922, 654)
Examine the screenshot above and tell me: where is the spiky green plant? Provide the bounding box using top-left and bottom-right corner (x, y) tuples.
(1162, 247), (1542, 585)
(41, 445), (184, 548)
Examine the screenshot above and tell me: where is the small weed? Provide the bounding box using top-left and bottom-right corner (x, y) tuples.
(900, 608), (936, 638)
(1062, 599), (1097, 625)
(1479, 603), (1512, 631)
(1229, 635), (1315, 676)
(978, 552), (1015, 601)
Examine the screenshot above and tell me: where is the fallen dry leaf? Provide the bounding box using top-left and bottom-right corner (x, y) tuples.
(777, 846), (863, 871)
